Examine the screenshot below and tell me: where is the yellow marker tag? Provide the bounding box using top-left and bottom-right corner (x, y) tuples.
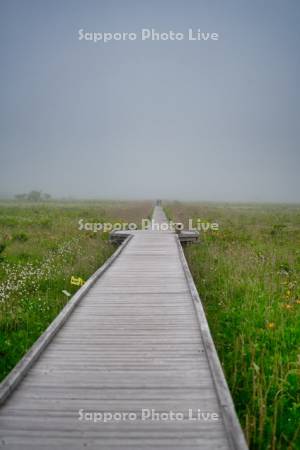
(70, 276), (85, 286)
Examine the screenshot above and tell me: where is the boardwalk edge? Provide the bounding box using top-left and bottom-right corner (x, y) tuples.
(0, 235), (133, 406)
(175, 235), (248, 450)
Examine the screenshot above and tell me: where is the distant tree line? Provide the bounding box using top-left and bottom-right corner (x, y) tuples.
(15, 191), (52, 202)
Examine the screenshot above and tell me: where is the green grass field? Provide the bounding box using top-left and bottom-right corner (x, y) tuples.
(0, 200), (151, 382)
(1, 200), (299, 449)
(166, 201), (300, 450)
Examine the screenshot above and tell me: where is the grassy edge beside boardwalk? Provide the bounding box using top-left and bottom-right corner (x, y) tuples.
(166, 202), (300, 450)
(0, 200), (152, 382)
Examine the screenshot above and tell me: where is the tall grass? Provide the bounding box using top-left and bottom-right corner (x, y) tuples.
(167, 202), (300, 450)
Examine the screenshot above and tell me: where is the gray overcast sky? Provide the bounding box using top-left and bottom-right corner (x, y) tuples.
(0, 0), (299, 202)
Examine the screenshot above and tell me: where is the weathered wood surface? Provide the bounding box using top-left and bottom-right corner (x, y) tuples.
(0, 206), (247, 449)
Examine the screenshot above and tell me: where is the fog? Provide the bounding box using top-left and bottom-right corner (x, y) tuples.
(0, 0), (299, 202)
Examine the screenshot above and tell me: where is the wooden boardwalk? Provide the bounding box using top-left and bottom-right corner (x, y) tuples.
(0, 206), (247, 449)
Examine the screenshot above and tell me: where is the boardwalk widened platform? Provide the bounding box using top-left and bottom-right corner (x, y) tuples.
(0, 206), (248, 449)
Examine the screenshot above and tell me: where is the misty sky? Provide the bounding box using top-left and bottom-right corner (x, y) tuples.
(0, 0), (299, 202)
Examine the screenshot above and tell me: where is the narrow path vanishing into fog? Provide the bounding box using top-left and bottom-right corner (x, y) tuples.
(0, 206), (247, 449)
